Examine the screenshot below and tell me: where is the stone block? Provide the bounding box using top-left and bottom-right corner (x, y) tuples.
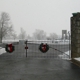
(77, 48), (80, 53)
(75, 44), (80, 47)
(71, 53), (79, 58)
(75, 29), (80, 33)
(76, 40), (80, 43)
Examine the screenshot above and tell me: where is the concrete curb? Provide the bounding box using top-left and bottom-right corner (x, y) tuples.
(71, 58), (80, 67)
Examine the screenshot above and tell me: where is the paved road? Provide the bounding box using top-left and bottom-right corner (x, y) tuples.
(0, 58), (80, 80)
(0, 43), (80, 80)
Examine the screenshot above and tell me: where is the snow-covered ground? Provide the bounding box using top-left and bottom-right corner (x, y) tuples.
(2, 39), (70, 45)
(0, 47), (6, 55)
(2, 39), (19, 43)
(74, 57), (80, 61)
(25, 40), (70, 45)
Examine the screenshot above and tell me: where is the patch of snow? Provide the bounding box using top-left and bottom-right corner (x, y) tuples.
(0, 47), (6, 55)
(74, 57), (80, 61)
(58, 50), (71, 60)
(65, 50), (71, 55)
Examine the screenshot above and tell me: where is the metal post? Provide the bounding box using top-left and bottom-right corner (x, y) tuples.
(26, 40), (27, 57)
(69, 34), (71, 59)
(68, 31), (71, 59)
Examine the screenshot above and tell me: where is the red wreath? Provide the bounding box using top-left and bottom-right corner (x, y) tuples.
(39, 43), (49, 53)
(5, 44), (15, 53)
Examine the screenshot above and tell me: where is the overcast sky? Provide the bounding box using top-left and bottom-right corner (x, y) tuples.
(0, 0), (80, 36)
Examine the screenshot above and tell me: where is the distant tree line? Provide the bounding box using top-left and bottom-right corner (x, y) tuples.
(18, 29), (59, 40)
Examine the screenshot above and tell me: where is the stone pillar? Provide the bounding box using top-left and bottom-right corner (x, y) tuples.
(71, 12), (80, 58)
(0, 21), (2, 43)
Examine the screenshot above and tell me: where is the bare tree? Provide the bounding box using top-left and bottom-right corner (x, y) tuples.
(18, 27), (26, 40)
(0, 12), (13, 43)
(46, 36), (51, 40)
(11, 31), (17, 40)
(33, 29), (47, 40)
(47, 33), (58, 40)
(26, 35), (32, 40)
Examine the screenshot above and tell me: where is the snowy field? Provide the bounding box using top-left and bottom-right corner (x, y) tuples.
(2, 39), (71, 45)
(2, 39), (19, 43)
(20, 39), (71, 45)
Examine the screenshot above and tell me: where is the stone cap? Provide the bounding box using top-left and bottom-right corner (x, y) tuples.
(72, 12), (80, 17)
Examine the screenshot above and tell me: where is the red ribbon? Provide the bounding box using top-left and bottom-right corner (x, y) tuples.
(42, 44), (46, 51)
(8, 44), (12, 52)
